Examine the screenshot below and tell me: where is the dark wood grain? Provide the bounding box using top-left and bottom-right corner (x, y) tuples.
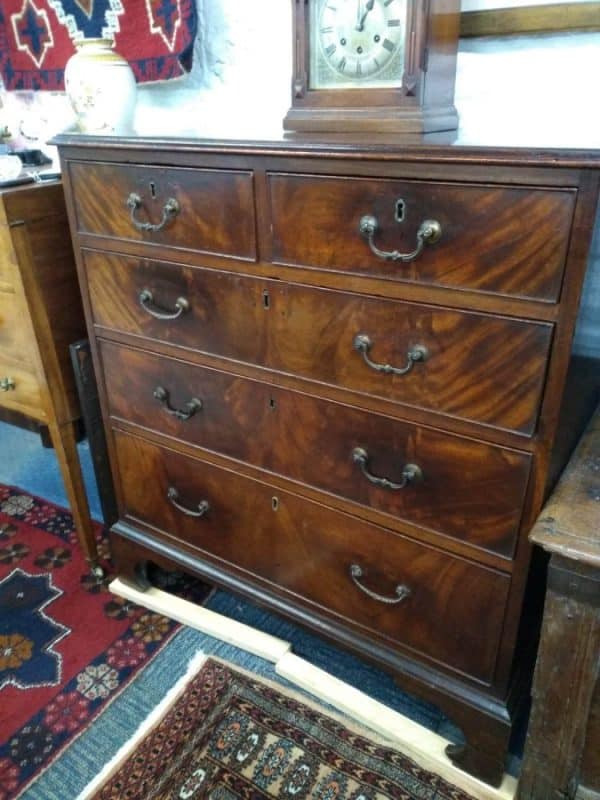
(269, 173), (575, 302)
(113, 428), (510, 684)
(580, 679), (600, 794)
(461, 3), (600, 37)
(518, 404), (600, 800)
(100, 340), (532, 559)
(69, 161), (257, 261)
(86, 251), (553, 436)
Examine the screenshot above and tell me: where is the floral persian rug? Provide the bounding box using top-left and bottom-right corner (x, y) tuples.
(0, 484), (206, 799)
(83, 657), (477, 800)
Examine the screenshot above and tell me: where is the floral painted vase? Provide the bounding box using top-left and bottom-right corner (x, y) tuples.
(64, 38), (136, 134)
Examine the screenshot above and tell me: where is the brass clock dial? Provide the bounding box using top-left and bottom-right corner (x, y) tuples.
(310, 0), (407, 89)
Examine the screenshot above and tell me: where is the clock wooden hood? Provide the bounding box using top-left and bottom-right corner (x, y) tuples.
(284, 0), (461, 134)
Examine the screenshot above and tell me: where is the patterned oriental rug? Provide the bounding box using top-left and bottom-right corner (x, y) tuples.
(82, 658), (478, 800)
(0, 484), (206, 799)
(0, 0), (196, 90)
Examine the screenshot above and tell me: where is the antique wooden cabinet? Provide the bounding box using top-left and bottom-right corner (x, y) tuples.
(0, 180), (99, 569)
(54, 132), (600, 786)
(518, 401), (600, 800)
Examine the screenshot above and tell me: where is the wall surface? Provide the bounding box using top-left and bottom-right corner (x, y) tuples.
(1, 0), (599, 358)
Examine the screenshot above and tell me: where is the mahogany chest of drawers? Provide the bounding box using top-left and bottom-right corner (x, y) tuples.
(55, 133), (600, 786)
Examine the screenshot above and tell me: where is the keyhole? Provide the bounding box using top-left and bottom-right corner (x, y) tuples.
(395, 199), (406, 223)
(269, 396), (276, 410)
(149, 181), (157, 199)
(271, 496), (279, 511)
(263, 290), (270, 310)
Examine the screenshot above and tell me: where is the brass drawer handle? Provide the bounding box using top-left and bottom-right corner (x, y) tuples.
(0, 377), (16, 392)
(350, 564), (411, 605)
(352, 446), (423, 490)
(167, 487), (209, 518)
(127, 192), (180, 233)
(139, 289), (189, 320)
(153, 386), (202, 421)
(353, 334), (428, 376)
(359, 215), (441, 262)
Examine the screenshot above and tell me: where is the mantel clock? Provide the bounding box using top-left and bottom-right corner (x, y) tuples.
(284, 0), (460, 133)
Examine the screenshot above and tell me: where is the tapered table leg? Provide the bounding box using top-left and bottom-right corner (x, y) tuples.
(46, 418), (102, 575)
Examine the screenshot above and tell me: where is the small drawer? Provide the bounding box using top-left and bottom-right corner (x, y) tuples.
(0, 358), (42, 417)
(268, 173), (576, 302)
(101, 341), (531, 558)
(69, 161), (257, 261)
(87, 252), (553, 436)
(114, 430), (511, 683)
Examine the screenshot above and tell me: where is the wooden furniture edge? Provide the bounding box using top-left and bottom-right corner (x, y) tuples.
(531, 398), (600, 565)
(518, 398), (600, 799)
(460, 3), (600, 38)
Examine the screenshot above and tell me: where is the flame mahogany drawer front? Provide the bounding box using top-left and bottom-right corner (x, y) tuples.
(100, 340), (532, 558)
(85, 250), (553, 436)
(268, 173), (576, 302)
(68, 162), (257, 261)
(113, 429), (510, 684)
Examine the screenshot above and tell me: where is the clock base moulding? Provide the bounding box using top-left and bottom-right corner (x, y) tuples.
(282, 102), (459, 134)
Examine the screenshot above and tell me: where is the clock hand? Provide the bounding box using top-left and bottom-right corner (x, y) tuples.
(356, 0), (363, 30)
(357, 0), (375, 31)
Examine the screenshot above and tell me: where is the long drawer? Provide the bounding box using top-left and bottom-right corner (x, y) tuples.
(85, 251), (553, 436)
(268, 173), (575, 302)
(113, 429), (511, 683)
(68, 162), (257, 261)
(101, 341), (531, 558)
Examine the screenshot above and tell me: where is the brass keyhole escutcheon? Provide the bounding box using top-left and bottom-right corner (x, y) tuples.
(395, 198), (406, 223)
(272, 496), (279, 511)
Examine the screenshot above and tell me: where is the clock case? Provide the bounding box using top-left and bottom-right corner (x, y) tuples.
(284, 0), (460, 134)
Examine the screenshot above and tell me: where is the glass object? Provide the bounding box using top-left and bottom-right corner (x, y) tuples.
(309, 0), (407, 90)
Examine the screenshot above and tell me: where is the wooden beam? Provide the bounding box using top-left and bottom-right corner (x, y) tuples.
(460, 3), (600, 37)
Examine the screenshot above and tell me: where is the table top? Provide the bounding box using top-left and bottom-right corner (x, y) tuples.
(530, 401), (600, 567)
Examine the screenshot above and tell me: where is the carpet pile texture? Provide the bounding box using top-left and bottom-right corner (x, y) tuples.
(0, 484), (205, 799)
(84, 657), (478, 800)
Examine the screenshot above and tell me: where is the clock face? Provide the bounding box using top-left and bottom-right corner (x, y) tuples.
(309, 0), (407, 90)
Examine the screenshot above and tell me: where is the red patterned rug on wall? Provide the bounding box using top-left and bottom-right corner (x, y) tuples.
(0, 483), (206, 799)
(0, 0), (196, 90)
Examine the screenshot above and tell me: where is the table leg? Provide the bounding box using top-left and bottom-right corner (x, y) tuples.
(46, 418), (103, 576)
(517, 555), (600, 800)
